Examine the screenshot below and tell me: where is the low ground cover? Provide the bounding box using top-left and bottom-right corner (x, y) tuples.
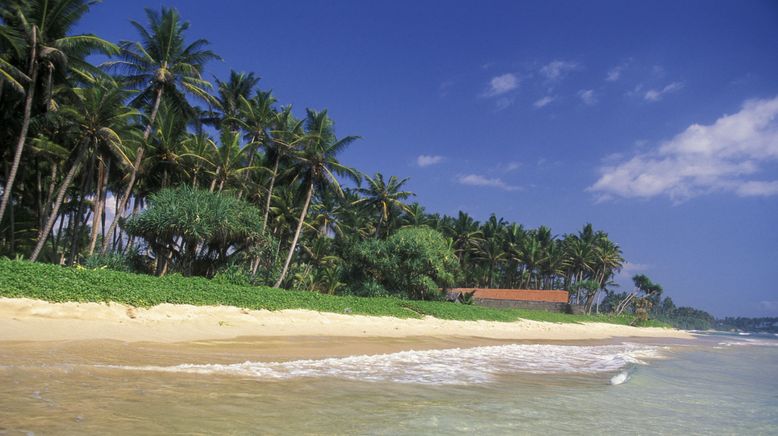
(0, 259), (667, 326)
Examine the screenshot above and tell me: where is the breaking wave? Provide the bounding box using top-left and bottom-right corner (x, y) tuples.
(717, 338), (778, 348)
(101, 343), (663, 385)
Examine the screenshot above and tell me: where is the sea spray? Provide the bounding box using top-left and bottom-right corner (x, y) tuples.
(100, 342), (663, 385)
(609, 371), (630, 385)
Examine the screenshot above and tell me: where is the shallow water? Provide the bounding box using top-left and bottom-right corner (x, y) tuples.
(1, 333), (776, 435)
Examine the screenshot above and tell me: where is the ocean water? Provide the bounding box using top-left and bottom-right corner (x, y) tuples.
(0, 333), (776, 435)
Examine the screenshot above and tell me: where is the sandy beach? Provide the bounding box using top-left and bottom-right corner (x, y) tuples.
(0, 297), (693, 343)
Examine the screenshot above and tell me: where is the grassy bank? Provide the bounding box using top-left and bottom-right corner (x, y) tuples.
(0, 259), (667, 326)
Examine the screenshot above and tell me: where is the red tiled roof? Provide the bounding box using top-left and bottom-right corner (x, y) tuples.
(450, 288), (569, 303)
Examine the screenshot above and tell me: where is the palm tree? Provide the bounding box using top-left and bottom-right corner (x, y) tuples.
(107, 7), (218, 137)
(475, 237), (505, 288)
(206, 129), (255, 193)
(30, 76), (137, 261)
(237, 90), (276, 145)
(274, 109), (360, 288)
(210, 70), (260, 131)
(446, 211), (482, 275)
(400, 202), (429, 228)
(307, 189), (348, 238)
(476, 215), (507, 287)
(0, 8), (29, 97)
(521, 234), (548, 289)
(101, 6), (218, 253)
(179, 131), (215, 188)
(586, 236), (623, 312)
(142, 102), (190, 190)
(262, 105), (303, 232)
(354, 173), (414, 238)
(234, 89), (276, 199)
(328, 188), (372, 240)
(502, 223), (526, 288)
(0, 0), (117, 229)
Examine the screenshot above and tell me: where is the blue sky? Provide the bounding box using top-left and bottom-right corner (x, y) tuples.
(77, 0), (778, 317)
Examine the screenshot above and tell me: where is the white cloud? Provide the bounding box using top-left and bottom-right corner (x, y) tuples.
(606, 66), (623, 82)
(589, 97), (778, 201)
(483, 73), (519, 97)
(416, 155), (444, 167)
(617, 262), (651, 280)
(533, 95), (555, 108)
(644, 82), (684, 102)
(735, 180), (778, 197)
(578, 89), (597, 105)
(457, 174), (521, 191)
(540, 60), (580, 80)
(502, 161), (521, 172)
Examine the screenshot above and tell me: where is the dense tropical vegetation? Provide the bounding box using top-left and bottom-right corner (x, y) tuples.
(0, 1), (689, 322)
(715, 317), (778, 334)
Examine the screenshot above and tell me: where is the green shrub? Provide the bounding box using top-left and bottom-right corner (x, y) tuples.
(212, 264), (253, 287)
(84, 251), (133, 272)
(84, 248), (147, 274)
(123, 186), (271, 276)
(345, 226), (459, 300)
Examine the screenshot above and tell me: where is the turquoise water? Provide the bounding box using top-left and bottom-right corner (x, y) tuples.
(1, 333), (776, 434)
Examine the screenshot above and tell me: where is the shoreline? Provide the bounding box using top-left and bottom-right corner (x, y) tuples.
(0, 297), (694, 344)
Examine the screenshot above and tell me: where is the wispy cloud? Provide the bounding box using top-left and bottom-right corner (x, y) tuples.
(606, 66), (623, 82)
(735, 181), (778, 197)
(458, 174), (521, 191)
(416, 155), (444, 167)
(644, 82), (684, 102)
(495, 96), (515, 111)
(439, 80), (455, 97)
(617, 262), (651, 280)
(500, 161), (521, 172)
(533, 95), (555, 108)
(539, 60), (580, 81)
(589, 97), (778, 202)
(759, 300), (778, 313)
(578, 89), (597, 105)
(606, 59), (632, 82)
(483, 73), (519, 97)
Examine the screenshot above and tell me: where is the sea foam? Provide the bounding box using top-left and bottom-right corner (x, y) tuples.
(718, 338), (778, 348)
(101, 343), (663, 385)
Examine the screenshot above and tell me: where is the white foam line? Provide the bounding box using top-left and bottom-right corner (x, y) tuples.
(717, 339), (778, 348)
(98, 343), (664, 385)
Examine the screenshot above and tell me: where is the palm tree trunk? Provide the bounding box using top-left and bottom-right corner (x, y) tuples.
(375, 215), (383, 239)
(100, 82), (162, 254)
(41, 163), (57, 227)
(143, 87), (164, 140)
(68, 156), (94, 264)
(8, 192), (14, 252)
(53, 206), (66, 255)
(122, 197), (142, 253)
(87, 157), (109, 256)
(30, 146), (88, 262)
(261, 155), (280, 232)
(0, 41), (38, 226)
(274, 182), (313, 288)
(209, 167), (219, 192)
(35, 165), (43, 228)
(101, 147), (143, 254)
